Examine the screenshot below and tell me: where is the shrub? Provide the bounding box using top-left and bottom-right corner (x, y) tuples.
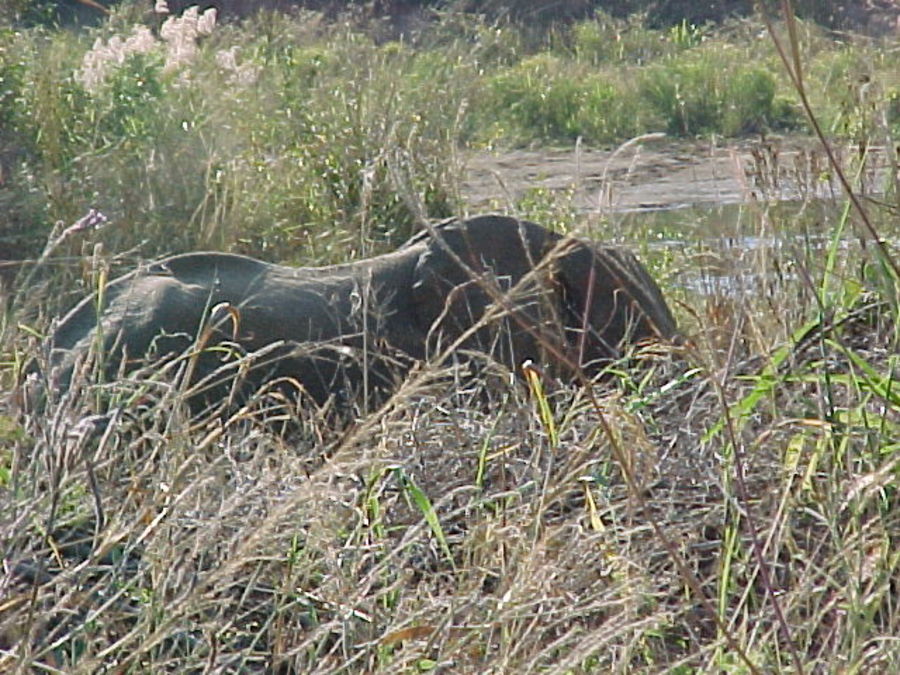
(0, 29), (47, 257)
(478, 54), (644, 144)
(215, 32), (467, 261)
(1, 7), (896, 268)
(639, 49), (788, 136)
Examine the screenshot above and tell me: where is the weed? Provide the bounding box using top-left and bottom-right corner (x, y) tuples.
(570, 11), (677, 66)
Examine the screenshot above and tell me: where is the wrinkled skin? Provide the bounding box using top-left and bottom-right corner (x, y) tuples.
(46, 215), (678, 409)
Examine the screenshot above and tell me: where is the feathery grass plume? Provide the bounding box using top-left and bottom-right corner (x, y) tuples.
(75, 5), (218, 92)
(76, 25), (157, 92)
(160, 6), (217, 73)
(215, 45), (260, 86)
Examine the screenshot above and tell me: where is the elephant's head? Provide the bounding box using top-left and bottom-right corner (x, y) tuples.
(409, 215), (678, 376)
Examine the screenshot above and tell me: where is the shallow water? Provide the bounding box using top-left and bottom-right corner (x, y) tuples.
(616, 197), (898, 300)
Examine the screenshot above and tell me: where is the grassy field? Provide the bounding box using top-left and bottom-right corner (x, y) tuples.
(1, 3), (899, 672)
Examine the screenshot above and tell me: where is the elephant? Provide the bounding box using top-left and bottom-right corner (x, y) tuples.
(43, 215), (678, 412)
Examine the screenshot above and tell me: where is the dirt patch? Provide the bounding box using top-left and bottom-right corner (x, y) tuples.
(462, 136), (895, 214)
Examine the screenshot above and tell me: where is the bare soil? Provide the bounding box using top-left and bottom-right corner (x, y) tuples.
(462, 136), (895, 214)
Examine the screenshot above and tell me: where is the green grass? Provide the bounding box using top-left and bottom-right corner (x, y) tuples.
(1, 8), (897, 267)
(1, 4), (899, 673)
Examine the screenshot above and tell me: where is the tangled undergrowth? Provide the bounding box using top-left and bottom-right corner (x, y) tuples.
(1, 4), (899, 673)
(1, 290), (897, 671)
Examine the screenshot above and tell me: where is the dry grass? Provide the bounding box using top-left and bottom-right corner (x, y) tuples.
(1, 4), (899, 673)
(1, 268), (898, 672)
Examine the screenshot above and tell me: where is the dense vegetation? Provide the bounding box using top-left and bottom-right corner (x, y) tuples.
(1, 3), (898, 263)
(4, 0), (890, 33)
(0, 3), (898, 672)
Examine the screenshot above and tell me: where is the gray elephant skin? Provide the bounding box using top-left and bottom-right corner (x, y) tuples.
(46, 215), (678, 410)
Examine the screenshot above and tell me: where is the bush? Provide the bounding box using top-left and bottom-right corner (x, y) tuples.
(1, 7), (897, 268)
(478, 54), (644, 144)
(639, 49), (787, 135)
(217, 33), (467, 261)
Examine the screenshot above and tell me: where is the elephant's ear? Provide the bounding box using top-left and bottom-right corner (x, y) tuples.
(409, 215), (559, 361)
(554, 240), (678, 368)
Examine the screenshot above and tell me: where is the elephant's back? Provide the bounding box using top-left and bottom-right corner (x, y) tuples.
(145, 251), (275, 286)
(405, 214), (558, 254)
(51, 253), (270, 343)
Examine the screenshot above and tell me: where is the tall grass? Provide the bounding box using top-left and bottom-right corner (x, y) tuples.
(1, 3), (899, 672)
(2, 7), (897, 269)
(1, 10), (472, 280)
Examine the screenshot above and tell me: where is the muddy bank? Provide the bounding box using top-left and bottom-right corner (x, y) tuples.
(462, 136), (895, 214)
